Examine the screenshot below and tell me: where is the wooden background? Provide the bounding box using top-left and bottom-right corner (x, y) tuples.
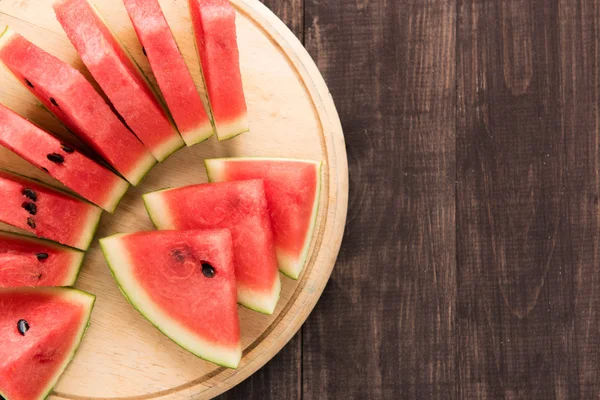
(218, 0), (600, 399)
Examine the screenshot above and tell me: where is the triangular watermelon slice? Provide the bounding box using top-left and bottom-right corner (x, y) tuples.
(100, 229), (241, 368)
(0, 27), (156, 186)
(0, 103), (129, 213)
(143, 180), (281, 314)
(0, 169), (102, 250)
(54, 0), (185, 161)
(205, 158), (322, 279)
(189, 0), (249, 140)
(0, 287), (95, 400)
(0, 230), (84, 288)
(123, 0), (214, 146)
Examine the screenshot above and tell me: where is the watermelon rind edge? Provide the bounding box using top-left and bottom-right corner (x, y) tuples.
(237, 275), (281, 315)
(141, 189), (174, 229)
(99, 234), (241, 369)
(40, 288), (96, 400)
(0, 287), (96, 400)
(204, 157), (324, 279)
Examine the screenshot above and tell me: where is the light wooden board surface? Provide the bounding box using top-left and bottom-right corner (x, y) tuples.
(0, 0), (348, 398)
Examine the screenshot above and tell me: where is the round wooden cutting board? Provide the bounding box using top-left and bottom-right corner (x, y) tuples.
(0, 0), (347, 398)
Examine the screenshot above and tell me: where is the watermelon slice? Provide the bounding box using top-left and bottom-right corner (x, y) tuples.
(0, 27), (156, 186)
(205, 158), (322, 279)
(143, 180), (280, 314)
(100, 229), (241, 368)
(54, 0), (185, 161)
(189, 0), (249, 140)
(0, 169), (102, 250)
(0, 230), (84, 288)
(0, 104), (129, 213)
(0, 287), (95, 400)
(123, 0), (214, 146)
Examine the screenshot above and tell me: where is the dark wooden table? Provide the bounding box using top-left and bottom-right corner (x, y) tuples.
(218, 0), (599, 398)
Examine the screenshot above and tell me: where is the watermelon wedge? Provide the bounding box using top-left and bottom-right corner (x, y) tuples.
(0, 169), (102, 250)
(206, 158), (322, 279)
(0, 230), (84, 288)
(143, 180), (280, 314)
(54, 0), (185, 161)
(123, 0), (214, 146)
(0, 104), (129, 213)
(189, 0), (249, 140)
(100, 229), (241, 368)
(0, 27), (156, 186)
(0, 287), (94, 400)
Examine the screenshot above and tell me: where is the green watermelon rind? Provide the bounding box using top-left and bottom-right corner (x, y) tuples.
(86, 1), (185, 162)
(0, 230), (86, 287)
(0, 287), (95, 400)
(142, 189), (281, 314)
(237, 276), (281, 315)
(99, 234), (242, 369)
(0, 27), (157, 187)
(0, 168), (103, 251)
(204, 157), (323, 280)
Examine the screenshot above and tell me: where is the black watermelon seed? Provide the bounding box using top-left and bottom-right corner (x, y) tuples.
(17, 319), (29, 336)
(27, 218), (36, 229)
(22, 202), (37, 215)
(22, 188), (37, 202)
(142, 47), (147, 56)
(24, 78), (34, 88)
(60, 144), (74, 153)
(37, 273), (43, 280)
(47, 153), (64, 163)
(50, 98), (59, 107)
(36, 253), (49, 260)
(41, 167), (48, 172)
(202, 263), (215, 278)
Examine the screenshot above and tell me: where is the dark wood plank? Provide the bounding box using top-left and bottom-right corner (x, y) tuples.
(216, 333), (301, 400)
(456, 0), (583, 398)
(302, 1), (457, 398)
(558, 0), (600, 397)
(260, 0), (303, 40)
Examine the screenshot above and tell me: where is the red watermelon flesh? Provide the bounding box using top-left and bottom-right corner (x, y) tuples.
(54, 0), (184, 161)
(0, 27), (156, 186)
(123, 0), (214, 146)
(143, 180), (280, 314)
(205, 158), (322, 279)
(0, 104), (129, 213)
(0, 231), (84, 288)
(0, 169), (102, 251)
(0, 287), (94, 400)
(100, 229), (241, 368)
(189, 0), (249, 140)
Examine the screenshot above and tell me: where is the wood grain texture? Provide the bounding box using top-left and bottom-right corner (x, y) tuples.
(456, 0), (579, 398)
(303, 0), (456, 399)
